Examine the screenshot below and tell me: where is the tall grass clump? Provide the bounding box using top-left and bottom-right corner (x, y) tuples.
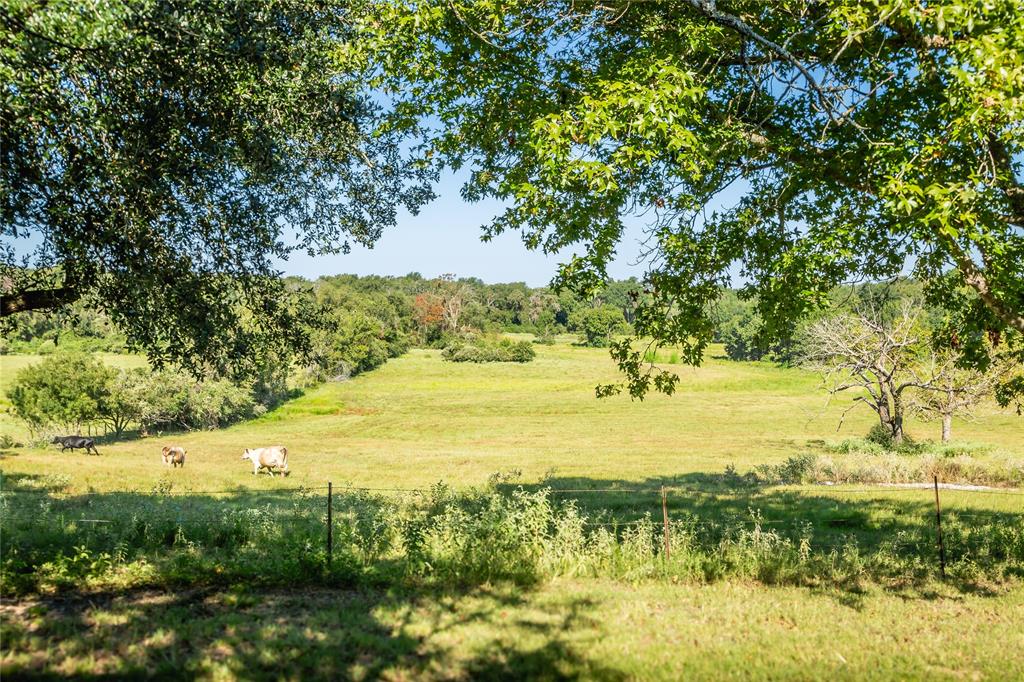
(753, 445), (1024, 487)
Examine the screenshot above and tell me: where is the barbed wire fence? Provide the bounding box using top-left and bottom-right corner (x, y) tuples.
(3, 478), (1022, 579)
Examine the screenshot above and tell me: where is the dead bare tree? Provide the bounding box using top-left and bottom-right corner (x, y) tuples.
(908, 350), (1016, 442)
(436, 274), (474, 333)
(801, 302), (932, 444)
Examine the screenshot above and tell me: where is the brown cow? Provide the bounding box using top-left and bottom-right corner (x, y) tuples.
(161, 446), (186, 468)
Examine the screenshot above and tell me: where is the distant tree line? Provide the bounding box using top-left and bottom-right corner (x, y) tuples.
(3, 273), (640, 359)
(2, 273), (968, 370)
(713, 280), (938, 364)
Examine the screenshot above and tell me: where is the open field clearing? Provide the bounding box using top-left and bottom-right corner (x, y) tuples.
(2, 345), (1021, 491)
(9, 0), (1024, 677)
(2, 345), (1023, 679)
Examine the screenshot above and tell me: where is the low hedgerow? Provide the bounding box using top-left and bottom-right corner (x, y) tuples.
(2, 478), (1021, 596)
(441, 337), (536, 363)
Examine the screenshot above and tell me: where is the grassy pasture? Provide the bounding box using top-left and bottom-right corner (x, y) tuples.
(2, 344), (1023, 679)
(1, 344), (1021, 491)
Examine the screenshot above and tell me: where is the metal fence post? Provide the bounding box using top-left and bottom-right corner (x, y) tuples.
(933, 475), (946, 580)
(661, 486), (671, 561)
(326, 481), (333, 569)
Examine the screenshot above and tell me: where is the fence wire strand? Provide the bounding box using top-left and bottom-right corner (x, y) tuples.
(2, 483), (1022, 496)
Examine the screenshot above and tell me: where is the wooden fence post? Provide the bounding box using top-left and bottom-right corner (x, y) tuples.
(933, 475), (946, 580)
(661, 486), (671, 561)
(327, 481), (333, 569)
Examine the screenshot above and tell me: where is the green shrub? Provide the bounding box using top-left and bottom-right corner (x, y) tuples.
(132, 371), (259, 432)
(718, 307), (797, 362)
(865, 423), (896, 448)
(442, 337), (535, 363)
(533, 329), (556, 345)
(569, 305), (627, 347)
(862, 424), (921, 454)
(753, 454), (819, 485)
(752, 449), (1024, 487)
(6, 353), (113, 433)
(7, 356), (264, 438)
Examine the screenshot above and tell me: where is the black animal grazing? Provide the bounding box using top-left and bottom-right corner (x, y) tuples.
(51, 436), (100, 455)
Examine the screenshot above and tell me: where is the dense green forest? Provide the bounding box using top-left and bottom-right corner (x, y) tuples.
(2, 273), (641, 359)
(3, 273), (936, 362)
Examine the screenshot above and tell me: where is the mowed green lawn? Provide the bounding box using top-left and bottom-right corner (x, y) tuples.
(2, 345), (1023, 680)
(2, 344), (1021, 493)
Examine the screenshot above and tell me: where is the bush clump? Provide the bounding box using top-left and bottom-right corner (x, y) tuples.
(5, 353), (261, 438)
(442, 337), (536, 363)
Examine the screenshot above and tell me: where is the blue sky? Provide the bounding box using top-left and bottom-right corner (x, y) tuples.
(281, 170), (653, 287)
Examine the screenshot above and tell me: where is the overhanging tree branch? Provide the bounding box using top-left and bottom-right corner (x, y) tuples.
(1, 286), (81, 316)
(682, 0), (836, 118)
(939, 233), (1024, 334)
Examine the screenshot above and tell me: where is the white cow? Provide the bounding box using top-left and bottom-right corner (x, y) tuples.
(241, 446), (289, 477)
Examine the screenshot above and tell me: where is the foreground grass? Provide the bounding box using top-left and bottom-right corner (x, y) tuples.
(3, 479), (1021, 597)
(4, 581), (1022, 680)
(2, 345), (1022, 679)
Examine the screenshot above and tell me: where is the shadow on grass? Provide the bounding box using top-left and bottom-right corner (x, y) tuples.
(1, 585), (616, 680)
(3, 469), (1021, 624)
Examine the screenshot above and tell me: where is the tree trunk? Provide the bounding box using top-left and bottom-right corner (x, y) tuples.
(875, 393), (904, 443)
(890, 391), (905, 445)
(877, 397), (892, 432)
(941, 412), (952, 443)
(891, 418), (904, 444)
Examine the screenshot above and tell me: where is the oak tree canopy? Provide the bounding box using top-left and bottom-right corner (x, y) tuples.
(365, 0), (1024, 398)
(1, 0), (431, 375)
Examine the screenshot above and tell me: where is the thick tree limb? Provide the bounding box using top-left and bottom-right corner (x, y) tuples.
(987, 134), (1024, 225)
(941, 236), (1024, 334)
(1, 286), (81, 316)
